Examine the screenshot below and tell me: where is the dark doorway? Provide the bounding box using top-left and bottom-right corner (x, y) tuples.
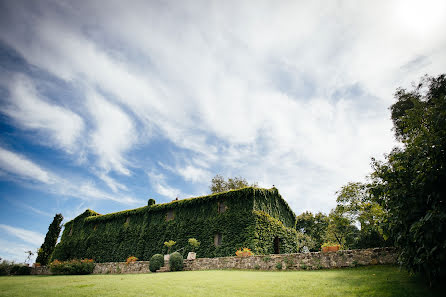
(273, 237), (280, 254)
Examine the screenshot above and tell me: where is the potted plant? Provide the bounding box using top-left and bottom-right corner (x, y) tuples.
(321, 242), (340, 253)
(187, 238), (200, 260)
(163, 240), (176, 261)
(235, 247), (253, 257)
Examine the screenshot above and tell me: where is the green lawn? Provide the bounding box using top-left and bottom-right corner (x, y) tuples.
(0, 265), (441, 297)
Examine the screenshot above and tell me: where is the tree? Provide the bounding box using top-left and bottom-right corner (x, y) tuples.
(210, 174), (258, 194)
(370, 74), (446, 285)
(324, 210), (359, 249)
(335, 182), (388, 249)
(36, 213), (63, 265)
(295, 211), (328, 251)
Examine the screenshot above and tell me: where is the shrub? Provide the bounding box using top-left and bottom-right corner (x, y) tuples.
(16, 266), (31, 275)
(164, 240), (176, 254)
(49, 259), (95, 275)
(126, 256), (138, 264)
(10, 265), (21, 275)
(149, 254), (164, 272)
(275, 262), (283, 270)
(148, 198), (156, 206)
(169, 252), (183, 271)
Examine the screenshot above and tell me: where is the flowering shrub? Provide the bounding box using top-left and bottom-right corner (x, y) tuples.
(126, 256), (138, 264)
(235, 247), (253, 257)
(50, 259), (95, 275)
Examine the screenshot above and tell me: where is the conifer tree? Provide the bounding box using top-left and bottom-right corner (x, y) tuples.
(36, 213), (63, 265)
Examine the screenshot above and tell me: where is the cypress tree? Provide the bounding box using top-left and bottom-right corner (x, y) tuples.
(36, 213), (63, 265)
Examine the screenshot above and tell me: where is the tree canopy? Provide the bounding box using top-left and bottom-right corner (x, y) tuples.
(370, 74), (446, 285)
(210, 174), (258, 194)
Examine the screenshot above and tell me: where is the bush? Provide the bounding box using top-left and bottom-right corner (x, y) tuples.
(49, 259), (95, 275)
(149, 254), (164, 272)
(10, 265), (21, 275)
(16, 266), (31, 275)
(169, 252), (183, 271)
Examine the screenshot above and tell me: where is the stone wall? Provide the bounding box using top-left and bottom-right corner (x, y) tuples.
(31, 248), (396, 275)
(183, 248), (397, 271)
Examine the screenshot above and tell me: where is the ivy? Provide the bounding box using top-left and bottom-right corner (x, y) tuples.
(52, 187), (298, 262)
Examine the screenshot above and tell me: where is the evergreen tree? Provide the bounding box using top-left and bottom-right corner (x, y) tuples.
(36, 213), (63, 265)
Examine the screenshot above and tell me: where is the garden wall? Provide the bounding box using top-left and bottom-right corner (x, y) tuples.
(32, 248), (396, 275)
(183, 247), (397, 271)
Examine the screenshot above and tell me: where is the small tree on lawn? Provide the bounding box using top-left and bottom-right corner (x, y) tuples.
(36, 213), (63, 265)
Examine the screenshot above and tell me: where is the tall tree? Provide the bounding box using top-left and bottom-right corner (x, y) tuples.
(371, 74), (446, 285)
(210, 174), (258, 194)
(36, 213), (63, 265)
(335, 182), (388, 248)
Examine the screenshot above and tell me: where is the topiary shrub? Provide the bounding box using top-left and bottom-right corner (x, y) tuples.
(169, 252), (183, 271)
(149, 254), (164, 272)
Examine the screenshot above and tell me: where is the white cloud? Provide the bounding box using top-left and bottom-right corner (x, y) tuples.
(0, 239), (38, 263)
(86, 92), (137, 176)
(147, 171), (181, 199)
(0, 146), (53, 184)
(0, 224), (44, 246)
(0, 147), (141, 205)
(0, 0), (445, 214)
(2, 74), (84, 152)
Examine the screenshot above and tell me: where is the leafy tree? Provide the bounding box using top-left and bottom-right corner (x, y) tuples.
(295, 211), (328, 250)
(370, 74), (446, 285)
(210, 174), (258, 194)
(36, 213), (63, 265)
(335, 182), (388, 248)
(324, 210), (359, 249)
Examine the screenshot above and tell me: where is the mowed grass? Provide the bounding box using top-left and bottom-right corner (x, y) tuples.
(0, 265), (442, 297)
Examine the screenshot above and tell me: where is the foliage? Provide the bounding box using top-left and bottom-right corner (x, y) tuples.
(49, 259), (95, 275)
(52, 187), (297, 262)
(16, 266), (31, 275)
(188, 238), (200, 251)
(235, 247), (253, 257)
(36, 213), (63, 266)
(324, 210), (359, 249)
(0, 260), (14, 275)
(148, 198), (156, 206)
(296, 231), (317, 252)
(149, 254), (164, 272)
(169, 252), (183, 271)
(369, 74), (446, 285)
(295, 212), (328, 251)
(335, 182), (388, 249)
(164, 240), (176, 254)
(126, 256), (138, 264)
(275, 262), (282, 270)
(210, 174), (258, 194)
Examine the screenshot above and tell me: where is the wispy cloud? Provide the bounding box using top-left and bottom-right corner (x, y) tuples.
(0, 146), (53, 184)
(0, 224), (44, 245)
(1, 74), (84, 152)
(147, 170), (182, 200)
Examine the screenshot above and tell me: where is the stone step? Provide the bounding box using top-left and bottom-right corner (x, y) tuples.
(156, 266), (169, 273)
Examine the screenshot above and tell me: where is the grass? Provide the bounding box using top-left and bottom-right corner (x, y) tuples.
(0, 265), (442, 297)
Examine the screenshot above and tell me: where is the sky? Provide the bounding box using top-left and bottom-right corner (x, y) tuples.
(0, 0), (445, 263)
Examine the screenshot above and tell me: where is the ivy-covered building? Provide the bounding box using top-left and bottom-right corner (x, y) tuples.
(52, 187), (299, 262)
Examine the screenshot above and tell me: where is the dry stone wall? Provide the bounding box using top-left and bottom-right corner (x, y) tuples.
(183, 248), (397, 271)
(31, 248), (396, 275)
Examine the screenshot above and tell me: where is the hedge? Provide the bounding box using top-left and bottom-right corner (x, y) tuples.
(52, 187), (298, 262)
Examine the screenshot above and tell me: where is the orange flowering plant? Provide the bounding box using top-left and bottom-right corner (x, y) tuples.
(126, 256), (138, 264)
(235, 247), (253, 257)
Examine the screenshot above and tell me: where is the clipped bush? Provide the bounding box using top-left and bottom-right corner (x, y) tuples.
(169, 252), (183, 271)
(49, 259), (95, 275)
(149, 254), (164, 272)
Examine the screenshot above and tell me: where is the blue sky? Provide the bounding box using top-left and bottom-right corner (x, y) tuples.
(1, 0), (445, 263)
